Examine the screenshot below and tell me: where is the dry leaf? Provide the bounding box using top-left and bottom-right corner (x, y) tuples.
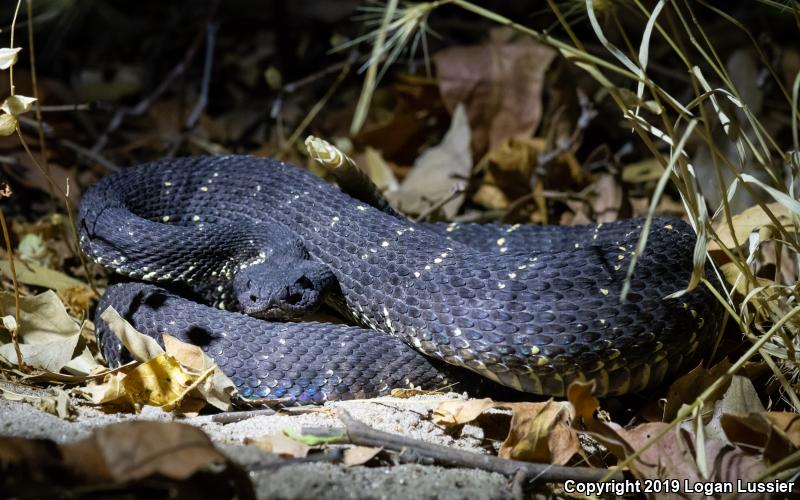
(433, 398), (496, 428)
(99, 306), (164, 362)
(120, 353), (210, 413)
(434, 33), (556, 156)
(703, 375), (766, 444)
(392, 104), (471, 218)
(498, 400), (580, 465)
(662, 360), (732, 422)
(710, 202), (797, 251)
(61, 421), (227, 482)
(246, 434), (311, 459)
(343, 446), (382, 466)
(0, 290), (81, 372)
(163, 334), (237, 411)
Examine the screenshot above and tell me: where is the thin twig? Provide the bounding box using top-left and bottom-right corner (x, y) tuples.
(185, 22), (218, 130)
(336, 409), (623, 483)
(90, 15), (213, 154)
(0, 204), (25, 371)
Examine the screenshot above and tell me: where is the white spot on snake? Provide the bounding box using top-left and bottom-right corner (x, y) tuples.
(161, 215), (170, 222)
(618, 246), (627, 251)
(500, 247), (508, 253)
(496, 238), (506, 246)
(192, 215), (201, 222)
(498, 283), (506, 289)
(517, 264), (527, 270)
(143, 272), (156, 280)
(424, 265), (431, 270)
(370, 248), (377, 253)
(617, 254), (625, 260)
(506, 224), (521, 233)
(413, 271), (421, 278)
(213, 172), (219, 177)
(381, 241), (389, 247)
(665, 224), (673, 230)
(600, 288), (609, 295)
(433, 258), (442, 264)
(127, 232), (134, 237)
(164, 181), (172, 187)
(294, 195), (300, 199)
(614, 264), (621, 271)
(217, 285), (224, 292)
(574, 243), (580, 248)
(279, 338), (286, 345)
(200, 186), (209, 192)
(331, 216), (339, 227)
(508, 272), (516, 279)
(453, 328), (462, 336)
(357, 206), (367, 211)
(440, 252), (448, 258)
(256, 185), (261, 191)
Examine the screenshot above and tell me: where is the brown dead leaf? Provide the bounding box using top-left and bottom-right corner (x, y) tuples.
(99, 306), (164, 362)
(498, 400), (581, 465)
(391, 104), (471, 218)
(163, 334), (237, 412)
(662, 360), (732, 422)
(434, 32), (557, 156)
(433, 396), (583, 465)
(592, 172), (627, 223)
(710, 202), (797, 252)
(61, 421), (227, 482)
(246, 434), (311, 459)
(432, 398), (496, 428)
(599, 422), (764, 500)
(343, 446), (382, 466)
(703, 375), (766, 444)
(473, 138), (539, 210)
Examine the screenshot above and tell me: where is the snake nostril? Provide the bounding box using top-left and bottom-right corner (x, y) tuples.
(249, 294), (257, 303)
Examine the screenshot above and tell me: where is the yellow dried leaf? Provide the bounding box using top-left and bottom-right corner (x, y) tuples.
(1, 95), (37, 116)
(120, 353), (208, 412)
(710, 202), (797, 251)
(246, 434), (311, 459)
(0, 113), (16, 136)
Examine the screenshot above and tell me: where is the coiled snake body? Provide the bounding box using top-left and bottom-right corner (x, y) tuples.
(79, 155), (720, 403)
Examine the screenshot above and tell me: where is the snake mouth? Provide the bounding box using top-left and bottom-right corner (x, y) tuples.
(240, 275), (323, 319)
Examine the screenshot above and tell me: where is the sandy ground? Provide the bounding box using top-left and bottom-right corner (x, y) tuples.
(0, 381), (517, 499)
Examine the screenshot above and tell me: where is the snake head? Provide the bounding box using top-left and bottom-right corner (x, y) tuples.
(231, 260), (335, 319)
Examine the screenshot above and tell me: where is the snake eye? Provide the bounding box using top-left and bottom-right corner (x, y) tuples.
(249, 294), (257, 302)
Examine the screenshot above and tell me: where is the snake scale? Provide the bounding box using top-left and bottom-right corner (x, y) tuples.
(79, 155), (720, 403)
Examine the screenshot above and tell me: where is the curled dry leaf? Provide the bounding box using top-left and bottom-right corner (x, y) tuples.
(90, 309), (237, 412)
(1, 95), (37, 116)
(710, 202), (797, 252)
(392, 104), (471, 218)
(434, 33), (557, 156)
(433, 393), (584, 465)
(0, 47), (21, 70)
(0, 290), (82, 373)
